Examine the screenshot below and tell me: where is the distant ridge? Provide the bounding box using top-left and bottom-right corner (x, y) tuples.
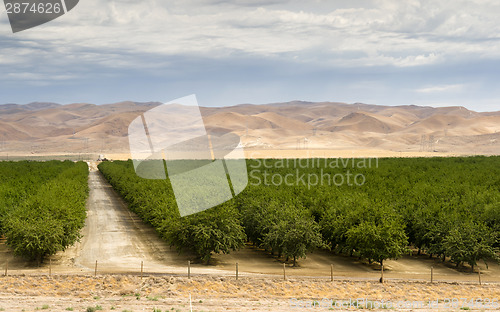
(0, 101), (498, 155)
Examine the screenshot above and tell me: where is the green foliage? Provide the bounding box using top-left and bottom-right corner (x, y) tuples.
(482, 203), (500, 247)
(167, 203), (246, 263)
(237, 186), (326, 265)
(0, 161), (88, 262)
(99, 156), (500, 269)
(319, 200), (409, 265)
(346, 218), (409, 265)
(444, 221), (499, 271)
(98, 160), (246, 263)
(86, 305), (103, 312)
(242, 156), (500, 267)
(270, 217), (325, 266)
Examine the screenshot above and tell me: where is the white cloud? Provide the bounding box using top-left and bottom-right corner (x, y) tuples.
(1, 0), (500, 82)
(415, 84), (465, 93)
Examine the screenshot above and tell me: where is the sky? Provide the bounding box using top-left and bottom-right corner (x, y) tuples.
(1, 0), (500, 111)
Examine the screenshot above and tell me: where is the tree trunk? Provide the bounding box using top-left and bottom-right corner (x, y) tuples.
(379, 259), (384, 283)
(471, 264), (475, 273)
(293, 256), (297, 267)
(418, 248), (421, 255)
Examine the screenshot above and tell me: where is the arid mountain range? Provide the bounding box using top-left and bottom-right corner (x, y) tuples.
(0, 101), (499, 157)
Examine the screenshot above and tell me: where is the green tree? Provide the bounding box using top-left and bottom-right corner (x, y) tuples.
(443, 221), (499, 272)
(1, 161), (88, 263)
(346, 217), (409, 267)
(167, 204), (246, 264)
(4, 212), (65, 263)
(280, 218), (325, 266)
(482, 203), (500, 248)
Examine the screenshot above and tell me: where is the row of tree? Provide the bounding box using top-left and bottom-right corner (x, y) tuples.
(238, 157), (499, 270)
(99, 157), (500, 270)
(98, 161), (246, 263)
(0, 161), (89, 263)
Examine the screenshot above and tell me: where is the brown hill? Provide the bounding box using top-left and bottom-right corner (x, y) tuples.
(323, 112), (400, 133)
(253, 112), (313, 131)
(203, 112), (274, 132)
(0, 100), (498, 156)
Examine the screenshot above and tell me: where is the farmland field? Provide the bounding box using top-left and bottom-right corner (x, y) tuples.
(0, 157), (499, 311)
(0, 161), (89, 263)
(98, 156), (500, 274)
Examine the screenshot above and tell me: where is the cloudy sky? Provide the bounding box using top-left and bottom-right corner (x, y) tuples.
(1, 0), (500, 111)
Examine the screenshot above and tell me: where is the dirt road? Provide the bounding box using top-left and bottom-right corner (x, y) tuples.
(60, 170), (172, 272)
(54, 167), (237, 275)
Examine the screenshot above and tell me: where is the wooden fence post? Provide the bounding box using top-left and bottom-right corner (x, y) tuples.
(94, 260), (98, 276)
(188, 260), (191, 279)
(4, 261), (7, 276)
(478, 267), (482, 285)
(236, 262), (239, 280)
(283, 263), (286, 281)
(330, 264), (333, 282)
(431, 266), (433, 283)
(141, 261), (144, 279)
(49, 259), (52, 277)
(380, 264), (384, 283)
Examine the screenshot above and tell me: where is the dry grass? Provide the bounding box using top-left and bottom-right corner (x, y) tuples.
(0, 274), (498, 311)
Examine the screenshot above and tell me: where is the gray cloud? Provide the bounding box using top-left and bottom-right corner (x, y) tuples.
(0, 0), (499, 110)
(2, 0), (500, 69)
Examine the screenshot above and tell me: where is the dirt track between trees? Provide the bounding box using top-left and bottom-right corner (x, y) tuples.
(59, 170), (187, 273)
(53, 168), (232, 276)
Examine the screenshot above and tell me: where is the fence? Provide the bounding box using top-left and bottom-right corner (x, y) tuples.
(2, 259), (495, 286)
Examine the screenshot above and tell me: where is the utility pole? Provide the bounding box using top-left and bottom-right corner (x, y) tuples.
(428, 135), (435, 152)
